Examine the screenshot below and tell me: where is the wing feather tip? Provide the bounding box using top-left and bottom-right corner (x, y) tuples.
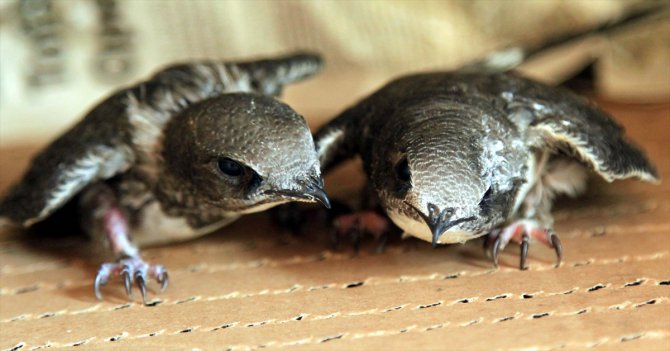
(599, 166), (661, 184)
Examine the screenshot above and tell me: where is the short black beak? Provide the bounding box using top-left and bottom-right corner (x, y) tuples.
(428, 220), (448, 248)
(302, 175), (331, 209)
(302, 186), (331, 209)
(266, 178), (331, 209)
(405, 202), (475, 248)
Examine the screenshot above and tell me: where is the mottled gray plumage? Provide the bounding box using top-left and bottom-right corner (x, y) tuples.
(0, 52), (328, 301)
(1, 52), (324, 231)
(315, 72), (658, 260)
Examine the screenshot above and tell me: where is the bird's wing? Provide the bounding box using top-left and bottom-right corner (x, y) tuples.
(0, 52), (325, 227)
(522, 87), (659, 183)
(152, 52), (324, 100)
(313, 99), (373, 172)
(0, 96), (135, 227)
(234, 52), (324, 96)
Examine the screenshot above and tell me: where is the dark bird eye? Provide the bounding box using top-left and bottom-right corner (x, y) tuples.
(479, 186), (494, 215)
(395, 158), (411, 183)
(250, 79), (261, 91)
(217, 158), (243, 177)
(247, 173), (263, 193)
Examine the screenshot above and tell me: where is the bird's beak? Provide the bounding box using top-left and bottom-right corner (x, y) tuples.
(299, 175), (331, 209)
(265, 177), (331, 209)
(405, 202), (475, 248)
(300, 185), (331, 209)
(428, 221), (447, 248)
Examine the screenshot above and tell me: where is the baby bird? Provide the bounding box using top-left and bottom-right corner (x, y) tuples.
(0, 53), (330, 302)
(315, 72), (658, 269)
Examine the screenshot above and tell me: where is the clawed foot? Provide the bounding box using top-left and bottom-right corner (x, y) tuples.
(94, 256), (168, 304)
(332, 210), (392, 254)
(484, 219), (562, 270)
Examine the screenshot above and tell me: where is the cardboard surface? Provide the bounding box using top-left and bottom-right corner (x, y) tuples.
(0, 100), (669, 350)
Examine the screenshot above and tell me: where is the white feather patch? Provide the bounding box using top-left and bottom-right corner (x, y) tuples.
(27, 145), (131, 226)
(132, 201), (239, 247)
(532, 125), (657, 183)
(387, 210), (478, 244)
(317, 128), (344, 163)
(543, 159), (588, 198)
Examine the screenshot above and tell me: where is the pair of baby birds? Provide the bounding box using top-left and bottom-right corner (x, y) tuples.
(0, 51), (658, 303)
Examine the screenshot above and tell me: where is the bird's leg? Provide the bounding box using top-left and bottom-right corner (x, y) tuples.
(485, 219), (562, 270)
(374, 231), (391, 255)
(329, 182), (396, 253)
(484, 151), (570, 269)
(80, 184), (168, 304)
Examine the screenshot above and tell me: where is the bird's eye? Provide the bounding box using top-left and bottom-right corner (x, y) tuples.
(395, 158), (411, 183)
(250, 79), (261, 91)
(247, 173), (263, 193)
(217, 158), (244, 177)
(478, 186), (494, 215)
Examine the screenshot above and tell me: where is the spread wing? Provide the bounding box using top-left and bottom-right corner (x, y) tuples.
(516, 80), (660, 183)
(153, 52), (324, 101)
(530, 110), (659, 183)
(0, 52), (324, 228)
(0, 96), (135, 227)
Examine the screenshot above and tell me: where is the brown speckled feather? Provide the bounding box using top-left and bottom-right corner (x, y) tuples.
(0, 53), (324, 228)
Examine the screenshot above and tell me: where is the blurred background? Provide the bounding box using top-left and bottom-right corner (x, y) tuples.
(0, 0), (668, 146)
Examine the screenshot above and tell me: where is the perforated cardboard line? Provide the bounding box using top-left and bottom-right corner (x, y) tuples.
(1, 218), (668, 295)
(13, 298), (664, 350)
(2, 259), (668, 349)
(266, 310), (670, 351)
(2, 249), (668, 325)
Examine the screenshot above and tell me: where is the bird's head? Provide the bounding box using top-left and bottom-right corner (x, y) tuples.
(162, 93), (329, 213)
(372, 107), (522, 246)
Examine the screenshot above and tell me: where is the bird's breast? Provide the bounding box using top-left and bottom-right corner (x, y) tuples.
(130, 201), (239, 247)
(387, 210), (481, 245)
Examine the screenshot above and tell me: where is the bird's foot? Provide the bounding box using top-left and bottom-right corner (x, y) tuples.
(94, 256), (168, 304)
(331, 210), (392, 254)
(484, 219), (562, 270)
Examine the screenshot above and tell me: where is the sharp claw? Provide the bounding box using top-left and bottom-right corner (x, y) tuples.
(136, 273), (147, 305)
(374, 232), (389, 254)
(121, 266), (133, 299)
(94, 274), (105, 301)
(520, 231), (530, 271)
(158, 272), (169, 292)
(492, 236), (502, 268)
(94, 260), (167, 303)
(482, 237), (490, 257)
(550, 232), (563, 268)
